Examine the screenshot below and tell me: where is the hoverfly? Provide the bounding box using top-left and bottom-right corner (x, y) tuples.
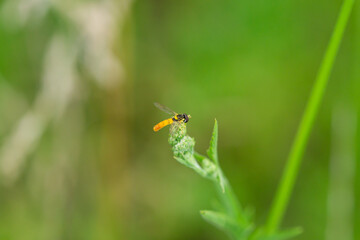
(153, 102), (191, 132)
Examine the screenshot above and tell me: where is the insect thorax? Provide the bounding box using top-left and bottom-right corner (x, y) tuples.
(173, 114), (189, 123)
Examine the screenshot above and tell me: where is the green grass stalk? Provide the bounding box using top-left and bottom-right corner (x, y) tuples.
(266, 0), (355, 233)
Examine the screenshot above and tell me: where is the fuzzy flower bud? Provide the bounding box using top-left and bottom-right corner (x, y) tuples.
(168, 122), (220, 180)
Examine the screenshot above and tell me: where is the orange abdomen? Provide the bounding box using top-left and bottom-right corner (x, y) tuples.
(153, 118), (173, 132)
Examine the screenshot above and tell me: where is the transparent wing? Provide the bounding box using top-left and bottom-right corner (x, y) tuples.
(154, 102), (177, 115)
(169, 121), (182, 135)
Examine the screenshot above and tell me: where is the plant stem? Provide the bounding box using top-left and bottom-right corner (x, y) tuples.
(266, 0), (355, 233)
(216, 175), (248, 226)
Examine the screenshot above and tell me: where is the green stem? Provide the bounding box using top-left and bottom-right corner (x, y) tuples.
(266, 0), (355, 233)
(216, 175), (248, 226)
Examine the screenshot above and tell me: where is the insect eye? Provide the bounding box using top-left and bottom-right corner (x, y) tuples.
(183, 114), (189, 123)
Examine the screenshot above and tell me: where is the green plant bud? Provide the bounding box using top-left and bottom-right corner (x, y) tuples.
(172, 136), (195, 158)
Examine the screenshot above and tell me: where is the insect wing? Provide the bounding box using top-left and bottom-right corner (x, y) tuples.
(154, 102), (177, 115)
(169, 121), (183, 135)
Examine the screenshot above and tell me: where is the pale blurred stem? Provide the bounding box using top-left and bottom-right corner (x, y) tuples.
(196, 150), (247, 224)
(216, 175), (248, 225)
(266, 0), (355, 233)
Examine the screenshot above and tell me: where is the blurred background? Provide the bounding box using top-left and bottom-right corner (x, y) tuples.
(0, 0), (359, 239)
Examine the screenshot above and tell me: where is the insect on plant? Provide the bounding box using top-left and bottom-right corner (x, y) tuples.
(153, 102), (191, 132)
(150, 0), (354, 239)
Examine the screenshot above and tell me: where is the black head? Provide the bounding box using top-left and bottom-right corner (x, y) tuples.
(175, 113), (191, 123)
(182, 113), (189, 123)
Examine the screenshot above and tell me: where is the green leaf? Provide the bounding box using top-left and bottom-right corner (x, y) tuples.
(200, 210), (253, 240)
(253, 227), (302, 240)
(207, 119), (225, 192)
(207, 119), (219, 164)
(274, 228), (302, 240)
(194, 151), (207, 162)
(174, 155), (206, 177)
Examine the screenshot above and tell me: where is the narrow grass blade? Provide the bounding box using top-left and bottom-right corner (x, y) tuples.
(207, 119), (219, 164)
(266, 0), (355, 233)
(207, 119), (225, 192)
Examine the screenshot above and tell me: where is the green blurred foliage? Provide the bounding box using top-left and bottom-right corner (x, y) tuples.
(0, 0), (358, 240)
